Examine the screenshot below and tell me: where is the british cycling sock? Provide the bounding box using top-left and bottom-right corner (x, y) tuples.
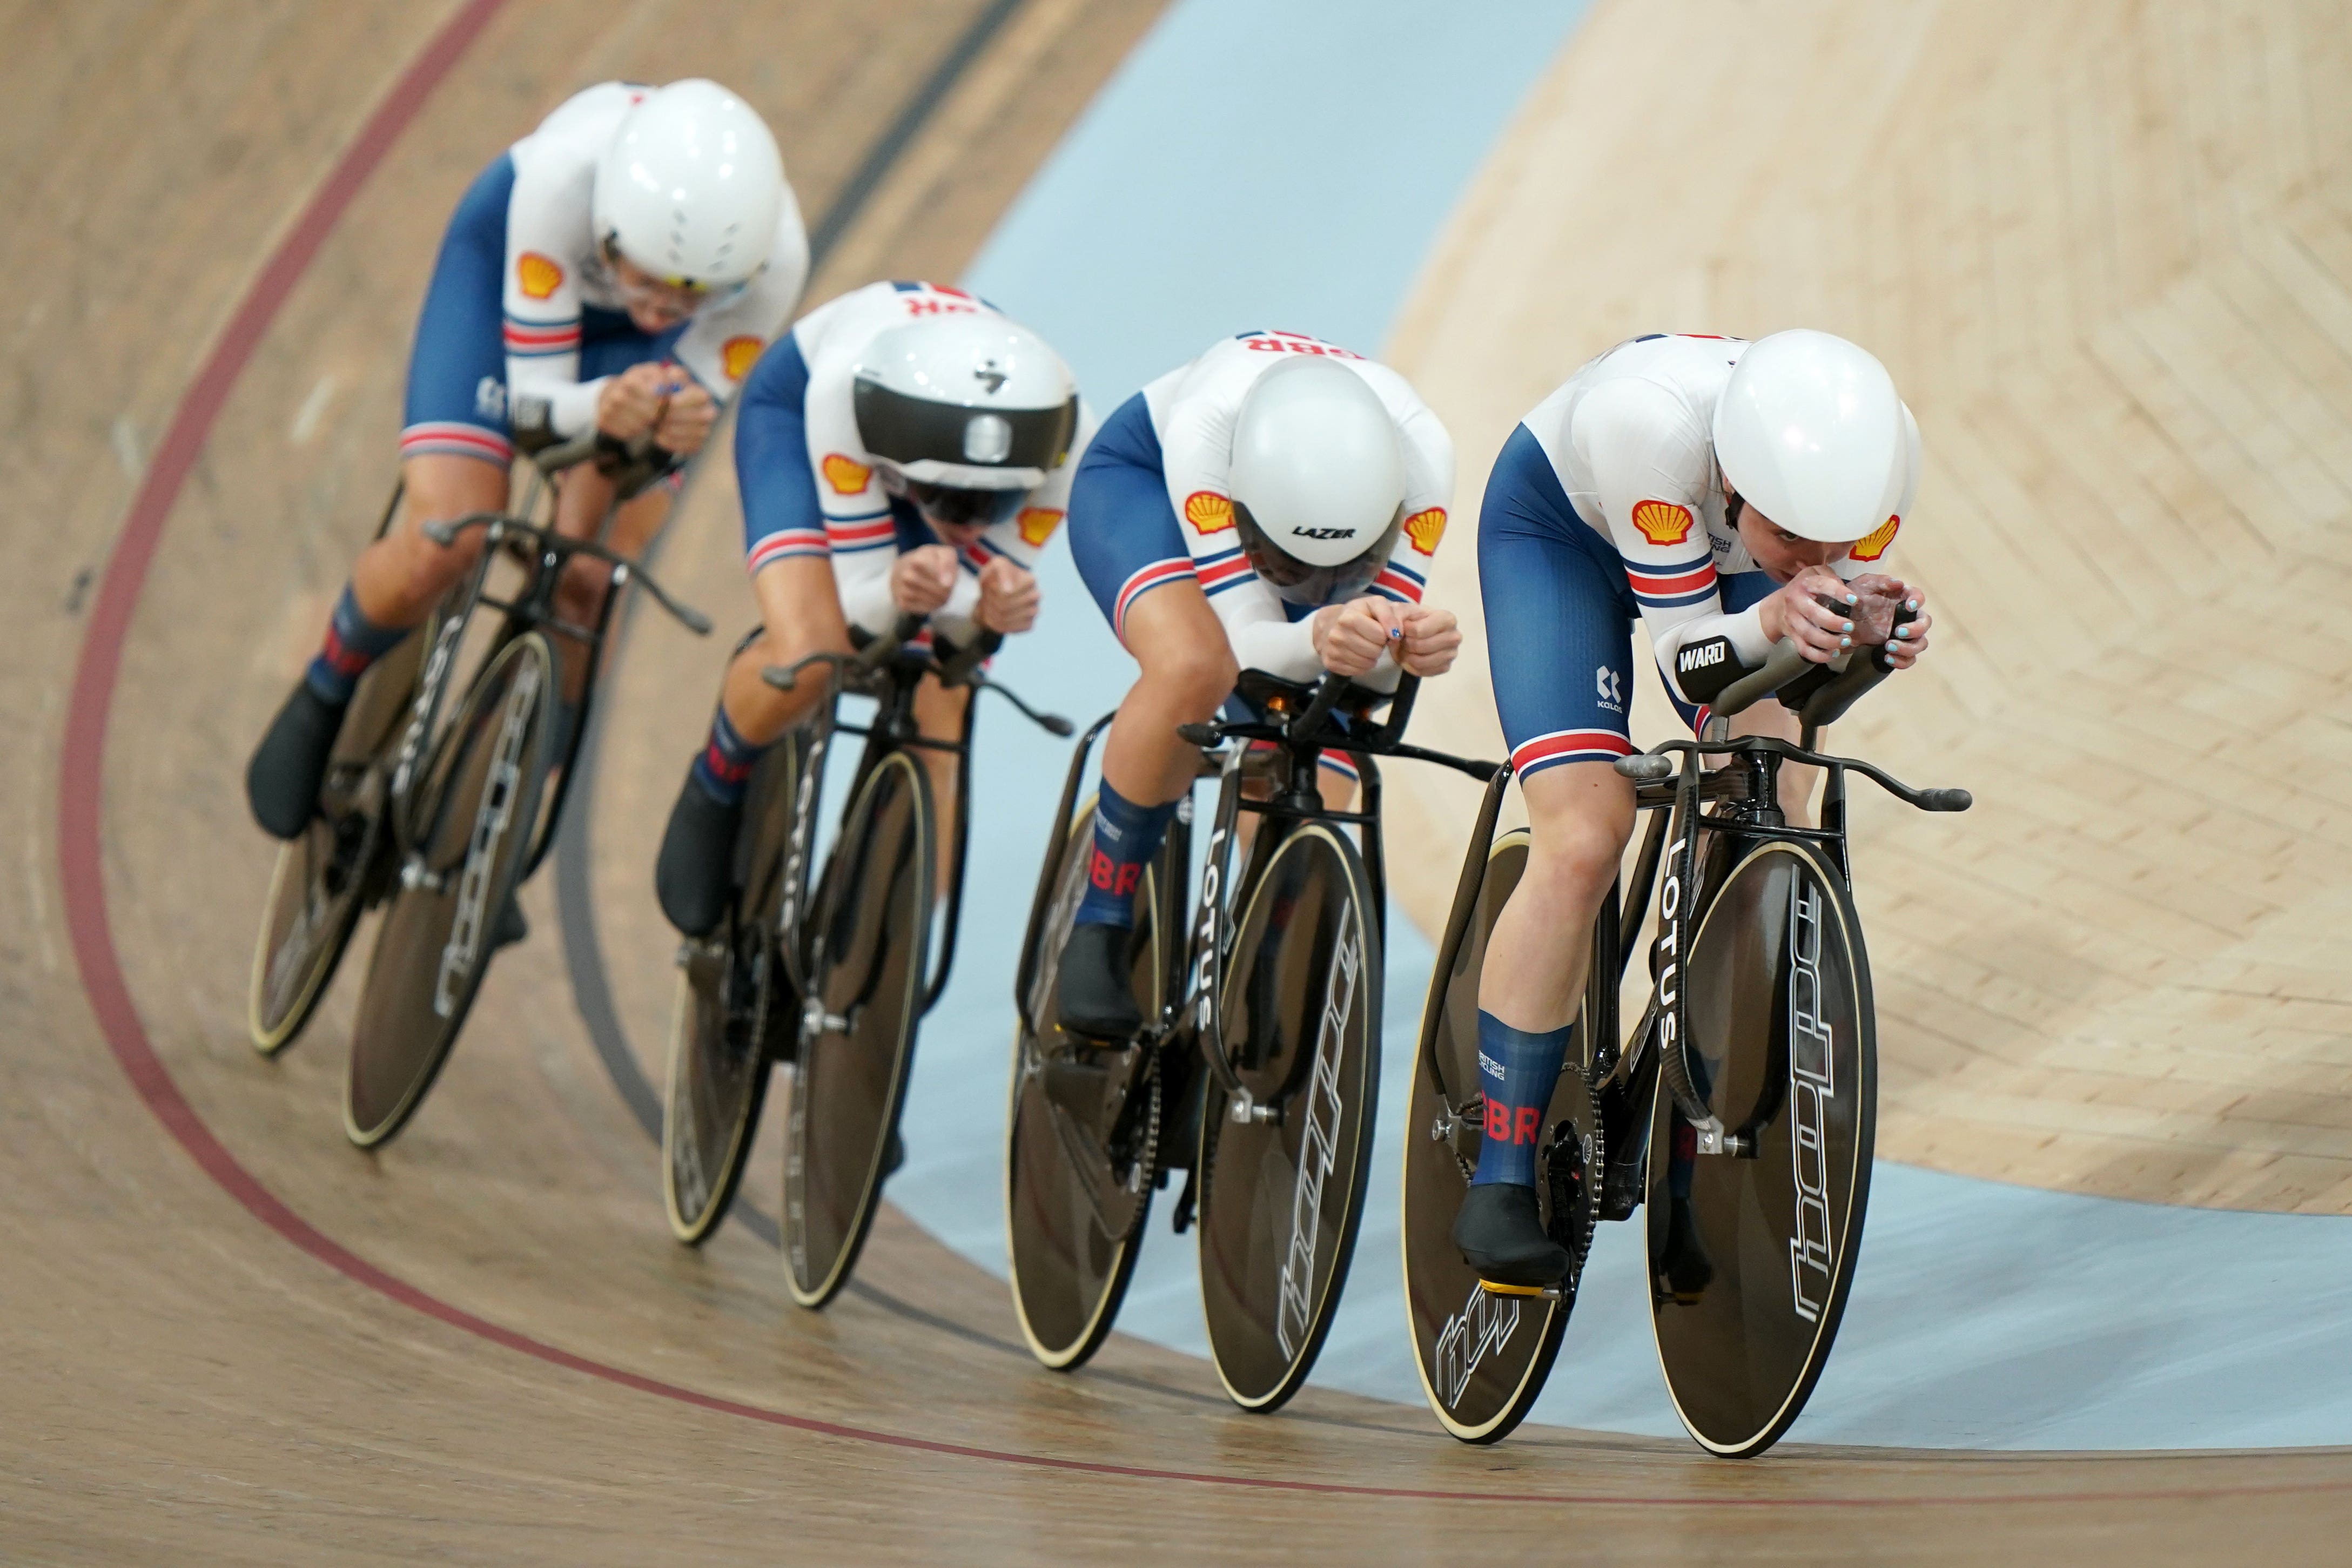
(303, 585), (406, 705)
(688, 703), (769, 807)
(1470, 1011), (1570, 1188)
(1073, 780), (1178, 928)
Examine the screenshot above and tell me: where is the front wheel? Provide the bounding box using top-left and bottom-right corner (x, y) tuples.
(781, 749), (933, 1309)
(344, 634), (553, 1147)
(1647, 839), (1876, 1458)
(1196, 821), (1381, 1413)
(663, 732), (807, 1244)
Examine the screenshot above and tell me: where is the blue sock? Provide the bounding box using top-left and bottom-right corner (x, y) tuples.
(689, 704), (769, 807)
(304, 585), (406, 705)
(1470, 1011), (1570, 1188)
(1073, 780), (1178, 928)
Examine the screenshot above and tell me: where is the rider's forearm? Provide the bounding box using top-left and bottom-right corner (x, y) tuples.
(838, 569), (901, 637)
(505, 365), (608, 439)
(1226, 616), (1320, 684)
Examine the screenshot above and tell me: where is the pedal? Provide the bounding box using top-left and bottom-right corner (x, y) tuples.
(1476, 1278), (1561, 1300)
(1040, 1052), (1114, 1122)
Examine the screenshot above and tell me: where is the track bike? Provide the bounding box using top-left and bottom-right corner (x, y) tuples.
(1401, 617), (1970, 1456)
(245, 423), (709, 1149)
(662, 610), (1071, 1310)
(1008, 670), (1496, 1412)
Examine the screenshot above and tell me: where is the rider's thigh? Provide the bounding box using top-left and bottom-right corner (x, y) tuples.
(1519, 759), (1637, 896)
(359, 453), (508, 620)
(553, 478), (673, 623)
(1121, 580), (1239, 716)
(720, 554), (855, 743)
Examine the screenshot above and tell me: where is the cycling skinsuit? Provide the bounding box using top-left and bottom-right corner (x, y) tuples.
(402, 82), (811, 467)
(1479, 333), (1918, 779)
(733, 280), (1094, 646)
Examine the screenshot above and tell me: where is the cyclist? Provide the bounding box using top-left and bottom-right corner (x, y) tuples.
(1053, 331), (1463, 1040)
(1454, 329), (1934, 1290)
(245, 78), (808, 850)
(654, 281), (1086, 938)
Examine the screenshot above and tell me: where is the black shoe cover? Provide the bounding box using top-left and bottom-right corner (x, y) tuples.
(1055, 921), (1141, 1040)
(246, 682), (347, 839)
(493, 899), (529, 950)
(882, 1128), (905, 1181)
(655, 771), (742, 938)
(1454, 1181), (1571, 1291)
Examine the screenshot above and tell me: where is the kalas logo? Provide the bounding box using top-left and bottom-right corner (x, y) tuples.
(721, 335), (763, 382)
(1847, 514), (1900, 562)
(1631, 499), (1694, 546)
(516, 252), (564, 300)
(1403, 507), (1447, 555)
(1017, 507), (1064, 547)
(821, 453), (872, 494)
(1184, 492), (1235, 533)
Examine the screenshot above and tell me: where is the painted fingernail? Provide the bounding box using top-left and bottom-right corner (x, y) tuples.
(1841, 621), (1854, 634)
(1905, 599), (1918, 611)
(1840, 635), (1852, 648)
(1844, 593), (1857, 604)
(1897, 625), (1912, 638)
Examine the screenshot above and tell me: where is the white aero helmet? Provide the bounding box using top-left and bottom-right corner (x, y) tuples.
(593, 80), (785, 290)
(1228, 355), (1407, 605)
(852, 307), (1079, 529)
(1712, 329), (1913, 544)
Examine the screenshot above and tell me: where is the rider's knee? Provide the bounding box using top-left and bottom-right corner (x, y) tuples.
(1523, 795), (1633, 904)
(1145, 637), (1239, 717)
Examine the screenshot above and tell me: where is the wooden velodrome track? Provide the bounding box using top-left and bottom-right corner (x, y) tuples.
(8, 1), (2349, 1561)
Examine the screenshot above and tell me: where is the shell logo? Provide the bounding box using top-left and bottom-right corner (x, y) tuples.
(1017, 507), (1064, 547)
(821, 453), (872, 495)
(1184, 491), (1235, 533)
(1630, 499), (1694, 547)
(516, 251), (565, 301)
(1847, 514), (1900, 562)
(721, 335), (763, 382)
(1403, 506), (1447, 556)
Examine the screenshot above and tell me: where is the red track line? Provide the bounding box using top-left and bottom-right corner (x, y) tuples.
(45, 0), (2352, 1517)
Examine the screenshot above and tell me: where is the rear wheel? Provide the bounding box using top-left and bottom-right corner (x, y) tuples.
(1647, 839), (1875, 1457)
(1196, 821), (1381, 1413)
(782, 750), (934, 1308)
(1005, 799), (1167, 1370)
(246, 627), (424, 1054)
(344, 634), (553, 1147)
(663, 731), (806, 1244)
(1401, 828), (1599, 1444)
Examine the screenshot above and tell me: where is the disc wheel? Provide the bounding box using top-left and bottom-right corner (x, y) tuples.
(246, 627), (424, 1054)
(1647, 839), (1876, 1457)
(1005, 799), (1167, 1370)
(344, 634), (553, 1147)
(663, 732), (805, 1244)
(1402, 828), (1600, 1443)
(781, 749), (933, 1309)
(1196, 821), (1381, 1413)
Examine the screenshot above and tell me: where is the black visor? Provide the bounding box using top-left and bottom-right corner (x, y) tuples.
(853, 377), (1077, 473)
(1233, 500), (1403, 606)
(906, 480), (1026, 531)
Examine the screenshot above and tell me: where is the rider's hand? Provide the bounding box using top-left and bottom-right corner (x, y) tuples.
(595, 362), (674, 444)
(1758, 564), (1866, 664)
(1313, 596), (1406, 679)
(654, 378), (717, 457)
(890, 544), (960, 617)
(1846, 573), (1932, 668)
(1397, 605), (1461, 677)
(976, 556), (1040, 634)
